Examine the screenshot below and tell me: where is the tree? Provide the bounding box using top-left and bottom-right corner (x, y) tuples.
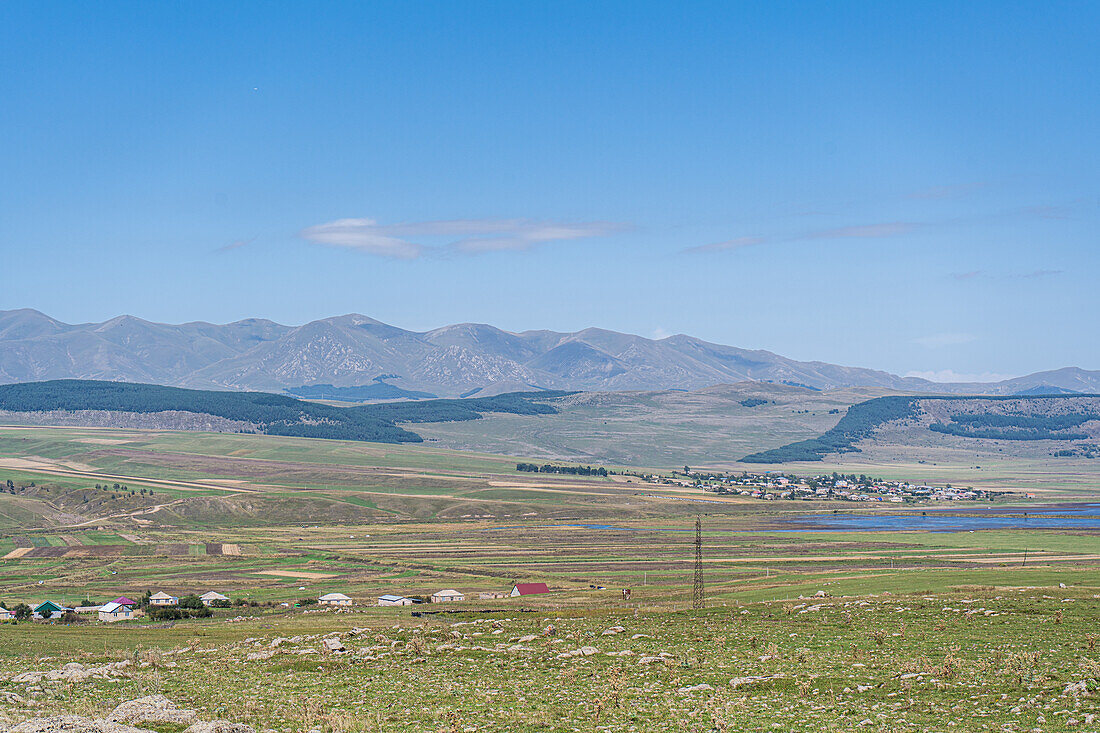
(12, 603), (32, 621)
(178, 594), (204, 610)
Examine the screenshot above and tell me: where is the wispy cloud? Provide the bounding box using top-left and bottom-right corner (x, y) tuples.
(951, 270), (983, 280)
(216, 238), (254, 253)
(809, 222), (916, 239)
(299, 217), (628, 259)
(912, 332), (976, 349)
(906, 182), (987, 200)
(682, 236), (767, 254)
(1019, 268), (1064, 279)
(904, 369), (1016, 384)
(683, 220), (916, 254)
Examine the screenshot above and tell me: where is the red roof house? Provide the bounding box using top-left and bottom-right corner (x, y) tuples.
(510, 583), (550, 597)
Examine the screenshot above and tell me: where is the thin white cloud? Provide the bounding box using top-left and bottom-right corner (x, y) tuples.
(1018, 269), (1064, 279)
(912, 333), (976, 349)
(683, 221), (916, 254)
(906, 182), (987, 200)
(904, 369), (1016, 384)
(299, 217), (628, 259)
(951, 270), (983, 280)
(682, 236), (767, 254)
(216, 238), (254, 253)
(809, 222), (916, 239)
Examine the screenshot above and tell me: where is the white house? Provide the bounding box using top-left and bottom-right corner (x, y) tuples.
(319, 592), (353, 606)
(200, 591), (229, 606)
(98, 602), (135, 623)
(377, 594), (413, 606)
(0, 607), (11, 621)
(149, 592), (178, 607)
(431, 589), (464, 603)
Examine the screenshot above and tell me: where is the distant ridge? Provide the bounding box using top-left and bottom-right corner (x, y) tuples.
(1, 308), (1097, 397)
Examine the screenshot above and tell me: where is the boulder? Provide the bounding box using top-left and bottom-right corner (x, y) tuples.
(9, 717), (151, 733)
(109, 696), (197, 726)
(321, 638), (345, 653)
(182, 723), (255, 733)
(678, 683), (714, 693)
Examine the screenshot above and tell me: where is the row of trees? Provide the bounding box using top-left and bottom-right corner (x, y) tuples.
(516, 463), (609, 476)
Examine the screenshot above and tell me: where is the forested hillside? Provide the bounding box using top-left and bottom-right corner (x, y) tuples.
(0, 380), (568, 443)
(742, 394), (1100, 463)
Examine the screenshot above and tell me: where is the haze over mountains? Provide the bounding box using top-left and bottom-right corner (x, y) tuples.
(1, 308), (1096, 398)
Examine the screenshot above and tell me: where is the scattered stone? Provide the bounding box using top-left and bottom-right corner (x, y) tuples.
(183, 722), (255, 733)
(109, 695), (198, 726)
(9, 716), (150, 733)
(1063, 680), (1089, 697)
(322, 638), (346, 653)
(678, 683), (714, 693)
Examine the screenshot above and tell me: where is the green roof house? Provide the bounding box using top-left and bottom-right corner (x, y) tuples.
(34, 600), (70, 620)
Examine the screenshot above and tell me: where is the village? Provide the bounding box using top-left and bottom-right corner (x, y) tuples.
(0, 583), (554, 624)
(651, 469), (1008, 503)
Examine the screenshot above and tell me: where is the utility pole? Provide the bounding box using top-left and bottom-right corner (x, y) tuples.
(692, 515), (704, 610)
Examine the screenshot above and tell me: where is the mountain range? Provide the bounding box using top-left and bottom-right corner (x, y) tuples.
(1, 308), (1096, 398)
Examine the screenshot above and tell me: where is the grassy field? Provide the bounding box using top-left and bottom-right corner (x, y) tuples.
(0, 425), (1098, 730)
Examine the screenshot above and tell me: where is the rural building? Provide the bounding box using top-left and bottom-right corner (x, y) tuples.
(98, 602), (135, 622)
(34, 601), (70, 620)
(377, 594), (413, 606)
(510, 583), (550, 597)
(319, 592), (353, 606)
(112, 597), (136, 607)
(431, 589), (464, 603)
(478, 591), (507, 600)
(0, 607), (11, 621)
(149, 592), (178, 607)
(200, 591), (229, 606)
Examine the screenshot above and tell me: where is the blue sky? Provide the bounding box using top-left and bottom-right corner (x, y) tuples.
(1, 1), (1097, 381)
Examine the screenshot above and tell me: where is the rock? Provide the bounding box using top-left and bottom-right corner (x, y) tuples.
(631, 634), (652, 640)
(245, 650), (275, 661)
(813, 590), (828, 598)
(9, 717), (151, 733)
(730, 675), (781, 689)
(322, 638), (345, 653)
(678, 683), (714, 693)
(182, 722), (255, 733)
(109, 696), (197, 726)
(579, 646), (599, 656)
(1064, 680), (1089, 697)
(638, 656), (663, 665)
(517, 635), (536, 643)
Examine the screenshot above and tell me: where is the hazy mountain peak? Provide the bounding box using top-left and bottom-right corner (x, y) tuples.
(0, 309), (1095, 398)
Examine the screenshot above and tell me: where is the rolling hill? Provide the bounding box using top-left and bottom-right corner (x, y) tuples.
(2, 309), (1097, 397)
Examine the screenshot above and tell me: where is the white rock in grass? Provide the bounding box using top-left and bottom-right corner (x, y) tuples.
(183, 723), (255, 733)
(109, 696), (197, 726)
(678, 683), (714, 693)
(10, 717), (150, 733)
